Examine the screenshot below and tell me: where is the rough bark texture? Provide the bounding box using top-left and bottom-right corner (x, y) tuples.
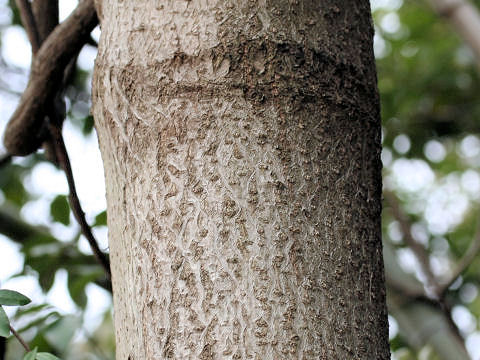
(92, 1), (390, 359)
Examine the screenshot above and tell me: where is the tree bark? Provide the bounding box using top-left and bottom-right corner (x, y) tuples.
(92, 1), (390, 359)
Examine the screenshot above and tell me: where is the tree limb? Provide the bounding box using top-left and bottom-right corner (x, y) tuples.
(3, 0), (97, 156)
(8, 0), (109, 281)
(384, 240), (469, 358)
(0, 206), (41, 242)
(31, 0), (59, 44)
(388, 288), (470, 359)
(14, 0), (40, 53)
(437, 218), (480, 297)
(385, 189), (480, 301)
(384, 190), (441, 296)
(47, 120), (111, 281)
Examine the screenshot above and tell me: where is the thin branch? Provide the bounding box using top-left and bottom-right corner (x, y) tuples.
(46, 120), (111, 281)
(386, 275), (427, 300)
(0, 207), (111, 291)
(0, 207), (39, 242)
(3, 0), (97, 156)
(86, 35), (98, 48)
(385, 238), (469, 355)
(388, 286), (470, 358)
(384, 190), (440, 295)
(5, 0), (109, 280)
(437, 218), (480, 296)
(14, 0), (40, 53)
(9, 325), (30, 353)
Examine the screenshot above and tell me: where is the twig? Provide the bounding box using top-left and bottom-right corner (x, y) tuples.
(9, 325), (30, 353)
(437, 218), (480, 297)
(14, 0), (40, 53)
(46, 120), (111, 281)
(384, 190), (440, 295)
(86, 35), (98, 48)
(3, 0), (97, 156)
(385, 190), (480, 299)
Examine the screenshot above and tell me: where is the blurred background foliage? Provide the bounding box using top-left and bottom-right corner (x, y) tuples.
(0, 0), (480, 359)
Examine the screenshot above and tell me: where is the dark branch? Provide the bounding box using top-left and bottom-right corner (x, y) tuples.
(14, 0), (40, 53)
(5, 0), (109, 281)
(3, 0), (97, 156)
(384, 190), (440, 295)
(0, 207), (40, 242)
(46, 120), (111, 281)
(9, 325), (30, 353)
(0, 207), (111, 292)
(32, 0), (59, 44)
(86, 35), (99, 48)
(438, 219), (480, 297)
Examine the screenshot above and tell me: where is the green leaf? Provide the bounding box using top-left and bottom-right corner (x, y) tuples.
(0, 306), (10, 337)
(23, 347), (37, 360)
(33, 257), (58, 292)
(94, 210), (107, 227)
(14, 304), (51, 318)
(82, 115), (95, 135)
(28, 333), (52, 356)
(0, 164), (29, 206)
(0, 289), (31, 306)
(67, 271), (101, 308)
(36, 353), (61, 360)
(21, 239), (62, 293)
(50, 195), (70, 226)
(16, 311), (60, 334)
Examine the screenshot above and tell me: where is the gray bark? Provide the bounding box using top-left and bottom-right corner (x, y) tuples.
(92, 1), (390, 359)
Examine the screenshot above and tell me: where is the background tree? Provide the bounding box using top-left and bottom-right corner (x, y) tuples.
(0, 0), (480, 359)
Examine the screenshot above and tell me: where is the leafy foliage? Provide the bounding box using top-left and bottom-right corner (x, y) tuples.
(23, 347), (37, 360)
(49, 195), (70, 226)
(94, 210), (107, 227)
(0, 163), (31, 207)
(375, 0), (480, 358)
(23, 348), (61, 360)
(0, 290), (31, 306)
(0, 306), (10, 337)
(35, 353), (61, 360)
(0, 289), (65, 359)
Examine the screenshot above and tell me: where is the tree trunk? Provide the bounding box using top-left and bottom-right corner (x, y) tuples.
(92, 1), (390, 359)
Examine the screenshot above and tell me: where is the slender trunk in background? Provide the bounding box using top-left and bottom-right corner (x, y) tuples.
(92, 1), (390, 358)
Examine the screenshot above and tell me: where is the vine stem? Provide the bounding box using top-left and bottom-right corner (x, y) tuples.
(47, 120), (111, 281)
(9, 325), (30, 353)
